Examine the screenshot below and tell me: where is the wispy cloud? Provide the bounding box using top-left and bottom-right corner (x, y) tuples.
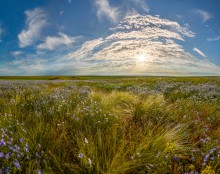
(68, 0), (72, 3)
(95, 0), (120, 23)
(10, 57), (47, 75)
(206, 27), (220, 41)
(0, 27), (4, 42)
(66, 38), (103, 60)
(3, 13), (220, 76)
(193, 9), (213, 23)
(0, 53), (93, 75)
(65, 13), (220, 75)
(37, 33), (77, 51)
(11, 50), (23, 57)
(193, 48), (206, 57)
(18, 8), (48, 48)
(130, 0), (149, 12)
(59, 10), (64, 16)
(207, 35), (220, 41)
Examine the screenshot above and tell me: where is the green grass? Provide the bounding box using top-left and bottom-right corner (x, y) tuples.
(1, 76), (219, 82)
(0, 77), (219, 173)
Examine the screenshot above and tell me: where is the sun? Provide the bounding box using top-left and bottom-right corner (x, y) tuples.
(137, 54), (146, 62)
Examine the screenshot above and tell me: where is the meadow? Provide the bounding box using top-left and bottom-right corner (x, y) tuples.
(0, 76), (220, 174)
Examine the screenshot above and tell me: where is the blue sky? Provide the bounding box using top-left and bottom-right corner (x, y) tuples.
(0, 0), (220, 75)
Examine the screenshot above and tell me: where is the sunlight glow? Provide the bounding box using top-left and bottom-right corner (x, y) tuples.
(137, 54), (147, 62)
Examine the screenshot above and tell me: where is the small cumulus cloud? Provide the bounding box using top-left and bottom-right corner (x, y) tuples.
(193, 9), (213, 23)
(37, 32), (77, 51)
(95, 0), (121, 23)
(18, 8), (48, 48)
(193, 48), (206, 57)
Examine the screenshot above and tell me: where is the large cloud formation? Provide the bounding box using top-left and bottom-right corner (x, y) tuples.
(66, 13), (220, 75)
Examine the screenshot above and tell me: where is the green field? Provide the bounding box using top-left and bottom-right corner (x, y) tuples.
(0, 77), (220, 173)
(0, 76), (219, 81)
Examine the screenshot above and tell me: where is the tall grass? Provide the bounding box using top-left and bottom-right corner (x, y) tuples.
(0, 78), (219, 173)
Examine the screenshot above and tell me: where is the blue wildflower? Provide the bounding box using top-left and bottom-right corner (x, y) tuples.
(8, 146), (13, 150)
(0, 139), (6, 146)
(25, 147), (29, 152)
(174, 155), (178, 161)
(0, 152), (4, 158)
(5, 152), (11, 159)
(17, 153), (21, 158)
(4, 167), (10, 173)
(210, 156), (214, 160)
(13, 160), (21, 169)
(204, 154), (209, 162)
(210, 147), (217, 154)
(36, 152), (40, 158)
(20, 138), (24, 143)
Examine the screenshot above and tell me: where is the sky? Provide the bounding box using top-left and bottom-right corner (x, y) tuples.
(0, 0), (220, 76)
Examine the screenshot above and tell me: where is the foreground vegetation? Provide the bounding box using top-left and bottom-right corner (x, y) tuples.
(0, 77), (220, 173)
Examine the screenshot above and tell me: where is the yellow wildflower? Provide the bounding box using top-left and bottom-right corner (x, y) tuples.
(201, 166), (215, 174)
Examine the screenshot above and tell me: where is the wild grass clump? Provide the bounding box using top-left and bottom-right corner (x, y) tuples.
(0, 78), (219, 173)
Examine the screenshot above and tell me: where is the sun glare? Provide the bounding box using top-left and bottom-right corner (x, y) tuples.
(137, 54), (146, 62)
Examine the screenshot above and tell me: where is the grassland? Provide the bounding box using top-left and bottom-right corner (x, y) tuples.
(0, 76), (220, 173)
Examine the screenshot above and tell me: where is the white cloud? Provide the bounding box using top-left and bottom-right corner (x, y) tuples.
(193, 9), (213, 23)
(0, 53), (93, 75)
(66, 38), (103, 60)
(65, 13), (220, 75)
(18, 8), (48, 48)
(95, 0), (120, 23)
(10, 57), (47, 74)
(59, 10), (64, 16)
(130, 0), (149, 12)
(193, 48), (206, 57)
(68, 0), (72, 3)
(11, 51), (23, 56)
(37, 33), (77, 51)
(207, 36), (220, 41)
(3, 13), (220, 76)
(0, 27), (4, 42)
